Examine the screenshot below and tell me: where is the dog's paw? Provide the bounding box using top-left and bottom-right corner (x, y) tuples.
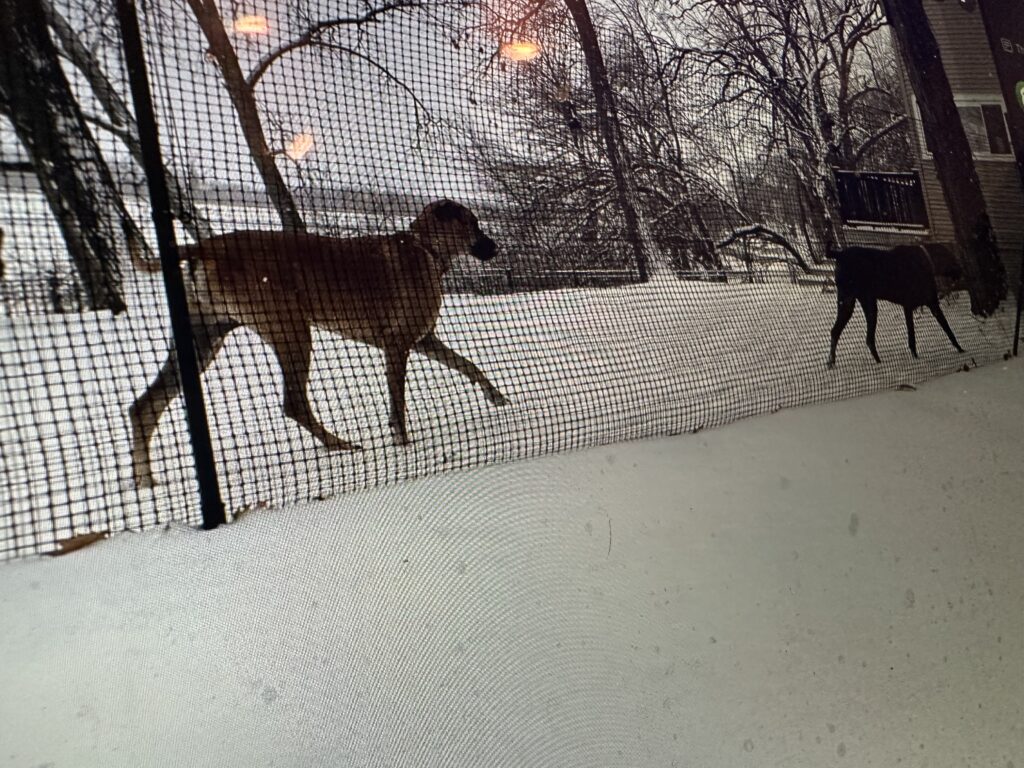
(132, 472), (157, 491)
(324, 437), (361, 452)
(389, 423), (411, 447)
(491, 391), (510, 406)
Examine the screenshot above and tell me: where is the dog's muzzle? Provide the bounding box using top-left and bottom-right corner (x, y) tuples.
(471, 236), (497, 261)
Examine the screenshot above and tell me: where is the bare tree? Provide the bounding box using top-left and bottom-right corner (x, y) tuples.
(563, 0), (652, 280)
(601, 21), (724, 274)
(471, 0), (662, 278)
(41, 0), (214, 242)
(472, 0), (811, 278)
(244, 1), (438, 123)
(465, 3), (633, 280)
(673, 0), (903, 260)
(181, 0), (469, 234)
(185, 0), (305, 232)
(881, 0), (1006, 316)
(0, 0), (129, 312)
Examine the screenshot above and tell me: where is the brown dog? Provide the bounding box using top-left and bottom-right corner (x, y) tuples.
(129, 200), (508, 488)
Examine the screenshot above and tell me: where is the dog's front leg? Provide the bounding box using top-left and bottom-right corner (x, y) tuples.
(414, 333), (508, 405)
(928, 302), (964, 353)
(861, 298), (881, 363)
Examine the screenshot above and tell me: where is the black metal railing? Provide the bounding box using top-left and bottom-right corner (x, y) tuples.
(835, 170), (929, 229)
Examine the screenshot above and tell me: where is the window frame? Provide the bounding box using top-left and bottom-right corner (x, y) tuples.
(911, 92), (1015, 163)
(951, 94), (1014, 162)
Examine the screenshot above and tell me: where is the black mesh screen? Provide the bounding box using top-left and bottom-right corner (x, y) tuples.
(0, 0), (1018, 558)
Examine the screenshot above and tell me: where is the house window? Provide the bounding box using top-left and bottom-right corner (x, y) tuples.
(956, 102), (1012, 157)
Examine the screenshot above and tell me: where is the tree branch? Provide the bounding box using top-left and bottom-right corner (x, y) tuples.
(187, 0), (305, 232)
(716, 224), (813, 273)
(42, 0), (213, 242)
(247, 0), (470, 89)
(851, 113), (908, 165)
(317, 41), (433, 125)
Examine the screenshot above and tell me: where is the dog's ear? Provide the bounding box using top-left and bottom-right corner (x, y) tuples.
(433, 200), (464, 223)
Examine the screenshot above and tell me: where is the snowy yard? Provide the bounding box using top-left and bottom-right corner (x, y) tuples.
(0, 358), (1021, 767)
(0, 266), (1018, 558)
(1, 0), (1021, 759)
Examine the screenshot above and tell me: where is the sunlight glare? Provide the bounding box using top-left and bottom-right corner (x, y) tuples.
(500, 40), (542, 62)
(285, 133), (314, 161)
(234, 15), (270, 35)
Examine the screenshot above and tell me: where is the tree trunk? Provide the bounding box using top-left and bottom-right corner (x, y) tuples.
(881, 0), (1006, 316)
(809, 79), (846, 253)
(682, 199), (720, 270)
(42, 0), (214, 243)
(563, 0), (651, 281)
(0, 0), (127, 313)
(798, 178), (836, 264)
(185, 0), (305, 232)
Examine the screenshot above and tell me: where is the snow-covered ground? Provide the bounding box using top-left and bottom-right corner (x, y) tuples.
(0, 266), (1018, 558)
(1, 358), (1021, 767)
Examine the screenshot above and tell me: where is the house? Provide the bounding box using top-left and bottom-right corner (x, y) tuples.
(841, 1), (1024, 290)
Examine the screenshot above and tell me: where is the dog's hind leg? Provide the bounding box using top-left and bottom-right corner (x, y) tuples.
(129, 318), (239, 488)
(262, 324), (361, 452)
(904, 307), (918, 358)
(385, 345), (412, 445)
(828, 296), (856, 368)
(414, 333), (508, 405)
(861, 298), (881, 363)
(928, 301), (964, 353)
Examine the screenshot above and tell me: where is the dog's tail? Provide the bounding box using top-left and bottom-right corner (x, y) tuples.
(128, 228), (204, 273)
(128, 230), (163, 273)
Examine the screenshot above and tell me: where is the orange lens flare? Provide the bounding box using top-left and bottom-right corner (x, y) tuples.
(233, 15), (269, 34)
(500, 41), (542, 62)
(285, 133), (314, 161)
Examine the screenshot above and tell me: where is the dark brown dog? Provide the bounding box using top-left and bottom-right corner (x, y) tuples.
(129, 200), (507, 488)
(827, 242), (964, 368)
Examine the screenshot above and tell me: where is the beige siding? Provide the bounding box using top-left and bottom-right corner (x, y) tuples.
(917, 158), (1023, 285)
(982, 161), (1024, 285)
(888, 4), (1024, 287)
(918, 164), (955, 242)
(925, 3), (1002, 94)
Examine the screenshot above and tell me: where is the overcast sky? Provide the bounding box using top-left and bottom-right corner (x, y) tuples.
(0, 0), (552, 206)
(134, 0), (531, 201)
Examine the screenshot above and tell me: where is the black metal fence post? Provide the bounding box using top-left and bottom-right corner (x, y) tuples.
(115, 0), (226, 529)
(1014, 247), (1023, 357)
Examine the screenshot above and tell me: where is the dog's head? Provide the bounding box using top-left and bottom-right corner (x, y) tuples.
(923, 242), (965, 298)
(411, 200), (497, 264)
(923, 243), (963, 280)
